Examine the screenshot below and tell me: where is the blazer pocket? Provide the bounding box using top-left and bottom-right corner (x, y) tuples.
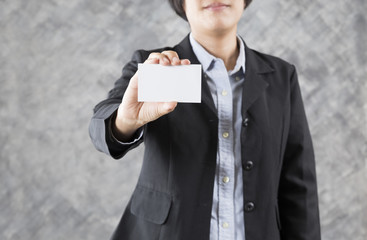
(130, 186), (172, 225)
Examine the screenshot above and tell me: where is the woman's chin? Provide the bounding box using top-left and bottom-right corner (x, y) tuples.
(204, 22), (235, 35)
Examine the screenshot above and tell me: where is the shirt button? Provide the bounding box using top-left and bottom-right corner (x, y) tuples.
(221, 90), (228, 96)
(222, 222), (229, 228)
(222, 132), (229, 138)
(222, 176), (230, 183)
(235, 76), (241, 81)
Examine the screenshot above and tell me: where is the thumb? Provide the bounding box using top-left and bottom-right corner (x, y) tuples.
(160, 102), (177, 114)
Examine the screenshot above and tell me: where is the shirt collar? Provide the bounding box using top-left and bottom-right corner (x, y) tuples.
(189, 33), (246, 75)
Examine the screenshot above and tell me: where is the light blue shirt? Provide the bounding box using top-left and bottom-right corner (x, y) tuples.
(190, 33), (246, 240)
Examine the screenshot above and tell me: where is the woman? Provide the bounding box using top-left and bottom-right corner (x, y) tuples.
(89, 0), (321, 239)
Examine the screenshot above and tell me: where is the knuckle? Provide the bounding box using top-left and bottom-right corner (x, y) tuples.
(162, 50), (178, 56)
(148, 52), (160, 58)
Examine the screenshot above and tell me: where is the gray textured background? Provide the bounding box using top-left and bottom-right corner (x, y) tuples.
(1, 0), (366, 239)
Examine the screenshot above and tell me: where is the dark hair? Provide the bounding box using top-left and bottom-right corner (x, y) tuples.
(168, 0), (253, 21)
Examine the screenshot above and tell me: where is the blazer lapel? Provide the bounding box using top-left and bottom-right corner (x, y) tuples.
(242, 43), (274, 114)
(174, 35), (217, 117)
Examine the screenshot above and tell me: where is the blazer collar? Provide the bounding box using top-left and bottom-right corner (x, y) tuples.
(174, 34), (274, 116)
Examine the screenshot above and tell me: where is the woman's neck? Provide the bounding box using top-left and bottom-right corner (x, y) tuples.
(192, 28), (239, 71)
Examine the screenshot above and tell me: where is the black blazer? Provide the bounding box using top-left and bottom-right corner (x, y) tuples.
(89, 35), (321, 240)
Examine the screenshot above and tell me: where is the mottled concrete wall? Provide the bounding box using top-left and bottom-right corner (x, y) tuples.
(1, 0), (366, 239)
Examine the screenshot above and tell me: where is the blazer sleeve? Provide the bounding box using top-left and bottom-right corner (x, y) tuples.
(278, 67), (321, 239)
(89, 50), (146, 159)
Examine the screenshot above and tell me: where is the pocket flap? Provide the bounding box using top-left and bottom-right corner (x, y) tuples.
(131, 186), (172, 224)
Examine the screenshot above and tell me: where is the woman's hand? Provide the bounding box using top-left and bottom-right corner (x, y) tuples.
(112, 51), (191, 141)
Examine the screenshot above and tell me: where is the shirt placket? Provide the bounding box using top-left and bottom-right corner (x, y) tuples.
(211, 62), (236, 240)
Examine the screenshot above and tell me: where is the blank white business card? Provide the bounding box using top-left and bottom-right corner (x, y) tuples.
(138, 64), (202, 103)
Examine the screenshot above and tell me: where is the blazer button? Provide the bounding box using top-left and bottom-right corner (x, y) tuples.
(244, 161), (254, 171)
(243, 118), (249, 127)
(244, 202), (255, 212)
